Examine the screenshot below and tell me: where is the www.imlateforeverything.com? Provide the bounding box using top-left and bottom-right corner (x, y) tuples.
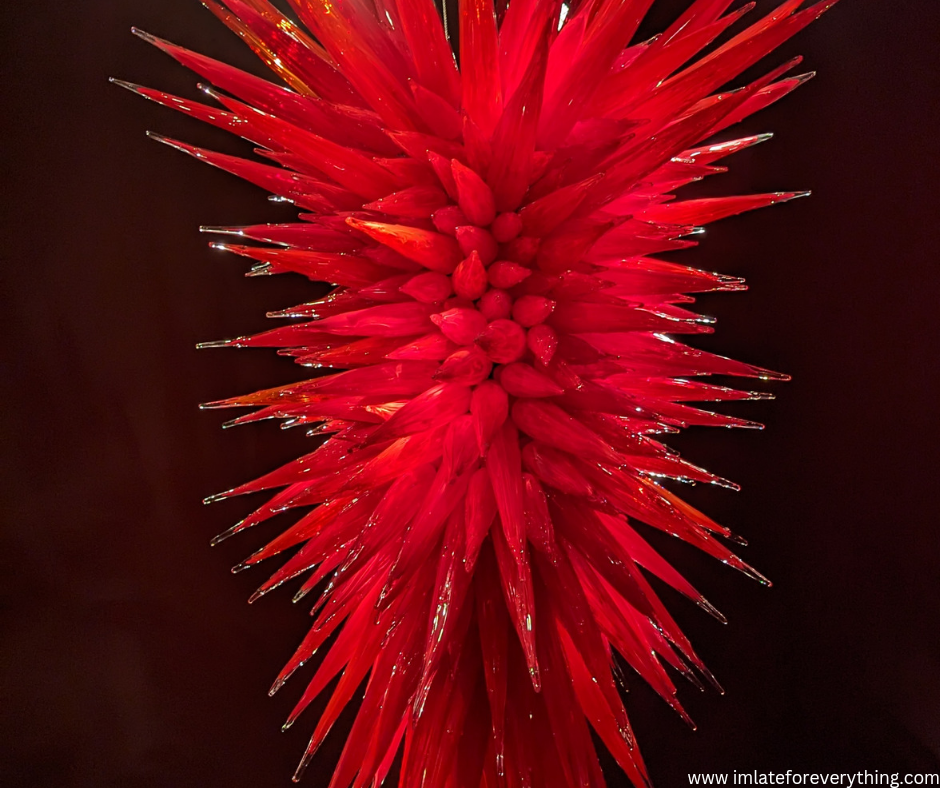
(688, 771), (939, 786)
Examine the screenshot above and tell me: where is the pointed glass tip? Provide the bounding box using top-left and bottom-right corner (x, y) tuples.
(199, 225), (244, 236)
(196, 337), (245, 349)
(776, 190), (812, 203)
(145, 131), (185, 152)
(196, 82), (226, 102)
(292, 748), (316, 783)
(683, 668), (707, 692)
(209, 524), (241, 546)
(697, 597), (728, 625)
(727, 531), (750, 547)
(198, 397), (239, 410)
(129, 27), (175, 51)
(202, 489), (234, 505)
(758, 371), (792, 382)
(109, 77), (144, 95)
(731, 557), (773, 587)
(699, 666), (725, 695)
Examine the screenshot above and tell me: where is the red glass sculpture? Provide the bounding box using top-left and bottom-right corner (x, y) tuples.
(118, 1), (836, 784)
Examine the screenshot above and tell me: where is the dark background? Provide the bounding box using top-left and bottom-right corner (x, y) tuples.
(2, 1), (939, 786)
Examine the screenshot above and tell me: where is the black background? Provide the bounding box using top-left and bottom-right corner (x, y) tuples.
(2, 1), (939, 786)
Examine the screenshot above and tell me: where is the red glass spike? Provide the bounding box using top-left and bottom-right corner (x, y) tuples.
(459, 0), (503, 136)
(487, 21), (550, 211)
(346, 217), (463, 273)
(396, 0), (462, 107)
(211, 0), (363, 104)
